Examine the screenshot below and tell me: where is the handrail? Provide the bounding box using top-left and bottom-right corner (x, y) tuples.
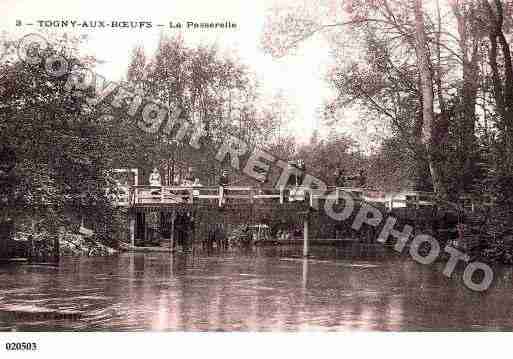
(109, 184), (485, 213)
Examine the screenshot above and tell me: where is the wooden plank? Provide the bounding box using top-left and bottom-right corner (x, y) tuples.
(198, 195), (220, 199)
(225, 195), (257, 199)
(225, 186), (253, 191)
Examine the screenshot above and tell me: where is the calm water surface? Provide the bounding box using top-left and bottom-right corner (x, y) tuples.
(0, 245), (512, 331)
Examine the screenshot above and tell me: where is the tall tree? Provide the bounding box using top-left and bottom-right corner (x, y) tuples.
(0, 34), (119, 245)
(413, 0), (447, 197)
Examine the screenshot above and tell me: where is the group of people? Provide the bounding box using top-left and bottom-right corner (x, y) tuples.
(149, 167), (203, 198)
(149, 167), (202, 188)
(146, 162), (367, 196)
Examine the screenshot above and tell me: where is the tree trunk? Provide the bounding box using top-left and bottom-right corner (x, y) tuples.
(413, 0), (447, 198)
(484, 0), (513, 132)
(451, 1), (481, 191)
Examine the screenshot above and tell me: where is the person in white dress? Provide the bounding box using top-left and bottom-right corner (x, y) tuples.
(149, 168), (161, 186)
(192, 178), (203, 198)
(149, 168), (161, 195)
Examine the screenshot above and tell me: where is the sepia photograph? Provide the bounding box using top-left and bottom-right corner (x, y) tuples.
(0, 0), (512, 357)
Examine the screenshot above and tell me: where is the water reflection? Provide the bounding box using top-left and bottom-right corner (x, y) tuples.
(301, 257), (308, 291)
(0, 245), (512, 331)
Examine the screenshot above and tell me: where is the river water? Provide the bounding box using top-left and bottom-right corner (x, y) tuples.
(0, 244), (512, 331)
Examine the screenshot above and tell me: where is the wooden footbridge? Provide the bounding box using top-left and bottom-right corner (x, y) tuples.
(109, 181), (481, 255)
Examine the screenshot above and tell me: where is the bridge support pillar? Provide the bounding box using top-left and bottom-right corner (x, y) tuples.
(170, 210), (175, 250)
(303, 214), (309, 257)
(129, 214), (135, 247)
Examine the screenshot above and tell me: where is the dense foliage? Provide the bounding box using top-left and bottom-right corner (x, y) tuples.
(0, 35), (119, 248)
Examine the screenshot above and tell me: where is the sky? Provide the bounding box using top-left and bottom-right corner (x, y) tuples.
(1, 0), (336, 143)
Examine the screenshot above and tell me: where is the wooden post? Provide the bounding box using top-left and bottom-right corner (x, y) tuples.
(191, 207), (197, 245)
(133, 168), (139, 186)
(145, 218), (149, 244)
(218, 186), (224, 207)
(129, 214), (136, 247)
(302, 257), (308, 290)
(335, 188), (340, 204)
(279, 186), (284, 204)
(303, 214), (309, 257)
(170, 209), (175, 249)
(140, 212), (146, 242)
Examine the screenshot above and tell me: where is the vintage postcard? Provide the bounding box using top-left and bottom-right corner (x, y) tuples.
(0, 0), (512, 357)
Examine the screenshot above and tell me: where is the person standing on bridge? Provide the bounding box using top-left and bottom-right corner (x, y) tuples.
(192, 178), (203, 198)
(181, 167), (195, 202)
(150, 168), (161, 186)
(296, 159), (306, 201)
(219, 170), (229, 187)
(286, 161), (298, 202)
(285, 161), (297, 186)
(219, 170), (229, 205)
(286, 160), (306, 202)
(296, 159), (306, 186)
(182, 167), (195, 187)
(149, 168), (161, 195)
(357, 169), (367, 188)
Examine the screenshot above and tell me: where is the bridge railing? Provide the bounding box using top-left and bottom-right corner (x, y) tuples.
(116, 185), (411, 208)
(110, 184), (491, 213)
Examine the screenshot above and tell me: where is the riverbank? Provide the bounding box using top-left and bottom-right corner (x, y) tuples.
(5, 230), (118, 260)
